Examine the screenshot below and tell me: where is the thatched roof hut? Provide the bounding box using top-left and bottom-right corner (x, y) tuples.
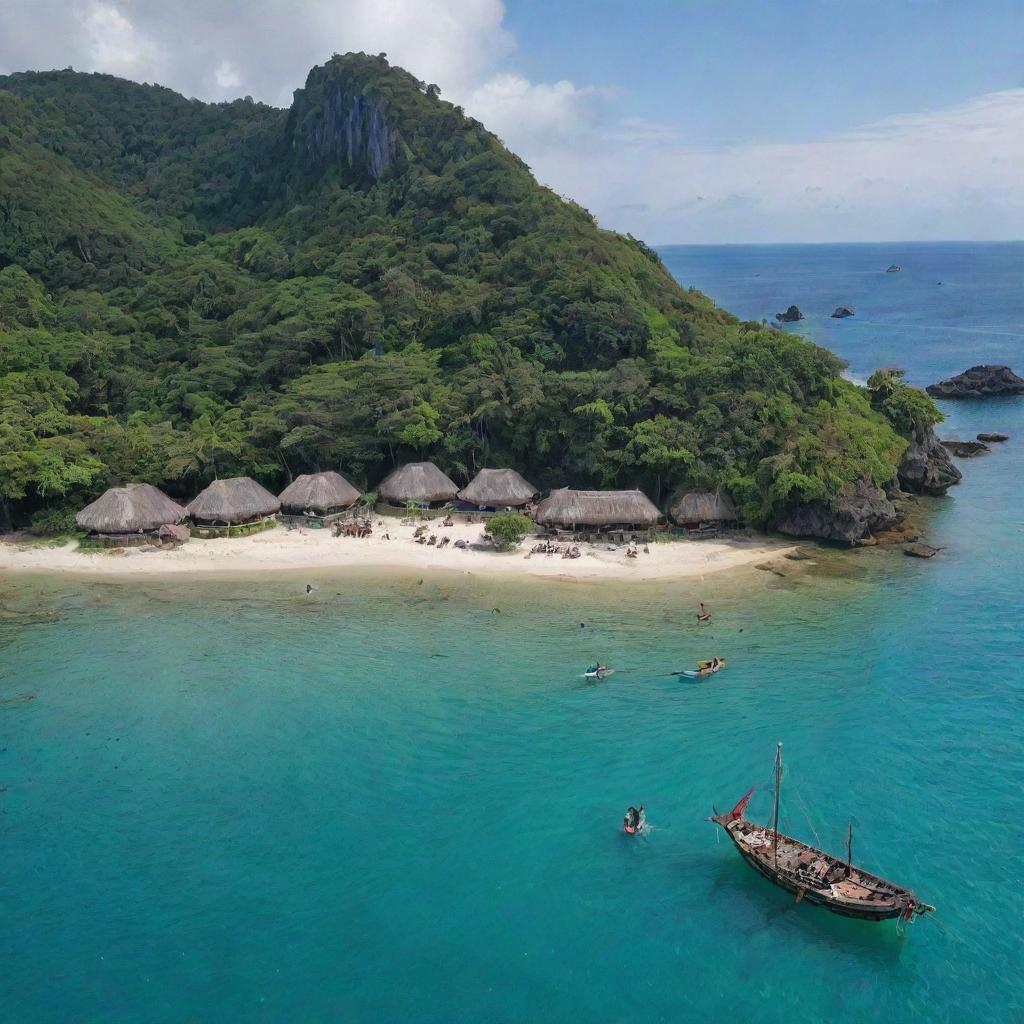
(377, 462), (458, 504)
(278, 471), (361, 514)
(533, 488), (661, 529)
(157, 523), (190, 544)
(76, 483), (185, 535)
(186, 477), (280, 525)
(670, 490), (738, 526)
(458, 468), (537, 508)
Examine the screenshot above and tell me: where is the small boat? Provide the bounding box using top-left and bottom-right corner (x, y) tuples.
(711, 744), (935, 923)
(623, 806), (645, 835)
(584, 665), (614, 679)
(676, 658), (725, 679)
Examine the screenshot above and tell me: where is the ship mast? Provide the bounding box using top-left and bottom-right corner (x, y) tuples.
(772, 742), (782, 866)
(846, 821), (853, 872)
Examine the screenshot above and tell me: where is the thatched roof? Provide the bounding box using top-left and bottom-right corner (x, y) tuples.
(278, 471), (361, 513)
(76, 483), (185, 534)
(157, 523), (190, 543)
(186, 477), (280, 524)
(377, 462), (458, 503)
(533, 488), (661, 528)
(670, 489), (738, 525)
(458, 468), (537, 507)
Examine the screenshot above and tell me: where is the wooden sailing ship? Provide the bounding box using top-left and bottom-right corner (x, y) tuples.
(711, 743), (935, 923)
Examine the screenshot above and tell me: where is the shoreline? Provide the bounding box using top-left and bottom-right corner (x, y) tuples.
(0, 520), (797, 584)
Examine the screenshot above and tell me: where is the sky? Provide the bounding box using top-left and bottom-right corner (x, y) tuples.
(1, 0), (1022, 243)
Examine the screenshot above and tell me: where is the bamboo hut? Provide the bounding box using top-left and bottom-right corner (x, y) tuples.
(278, 471), (361, 526)
(186, 477), (280, 536)
(533, 488), (661, 533)
(670, 490), (739, 531)
(377, 462), (458, 507)
(457, 468), (537, 510)
(76, 483), (186, 546)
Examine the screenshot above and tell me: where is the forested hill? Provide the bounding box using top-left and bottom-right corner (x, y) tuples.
(0, 52), (934, 533)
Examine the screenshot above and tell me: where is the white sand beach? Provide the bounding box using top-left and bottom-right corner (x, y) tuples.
(0, 518), (795, 582)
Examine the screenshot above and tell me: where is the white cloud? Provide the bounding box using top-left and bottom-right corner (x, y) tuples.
(532, 88), (1024, 243)
(214, 59), (241, 90)
(78, 1), (158, 75)
(466, 73), (598, 151)
(1, 2), (1021, 242)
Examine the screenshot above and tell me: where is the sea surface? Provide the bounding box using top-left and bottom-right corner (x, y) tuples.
(3, 242), (1024, 1023)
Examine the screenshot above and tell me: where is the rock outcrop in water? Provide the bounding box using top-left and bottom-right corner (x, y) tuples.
(897, 422), (962, 494)
(977, 432), (1008, 442)
(776, 479), (899, 546)
(927, 365), (1024, 399)
(774, 305), (803, 323)
(941, 439), (990, 457)
(831, 306), (855, 318)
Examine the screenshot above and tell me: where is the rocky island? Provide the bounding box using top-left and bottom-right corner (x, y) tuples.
(941, 440), (989, 457)
(831, 306), (855, 318)
(775, 304), (804, 322)
(927, 365), (1024, 398)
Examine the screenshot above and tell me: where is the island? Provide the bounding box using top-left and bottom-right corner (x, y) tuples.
(0, 53), (956, 553)
(927, 365), (1024, 398)
(775, 304), (804, 322)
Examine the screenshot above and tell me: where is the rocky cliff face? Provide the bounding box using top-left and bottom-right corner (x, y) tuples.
(776, 479), (900, 546)
(286, 60), (400, 183)
(897, 421), (962, 495)
(774, 418), (960, 544)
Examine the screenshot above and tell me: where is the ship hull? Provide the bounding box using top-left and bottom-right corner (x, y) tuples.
(724, 828), (905, 921)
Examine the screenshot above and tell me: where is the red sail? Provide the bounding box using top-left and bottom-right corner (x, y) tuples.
(725, 787), (755, 822)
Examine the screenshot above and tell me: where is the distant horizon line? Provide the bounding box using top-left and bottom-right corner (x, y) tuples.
(652, 239), (1024, 248)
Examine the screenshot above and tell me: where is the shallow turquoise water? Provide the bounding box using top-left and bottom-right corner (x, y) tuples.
(3, 243), (1024, 1022)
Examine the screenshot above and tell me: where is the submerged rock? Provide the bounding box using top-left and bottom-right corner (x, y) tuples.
(784, 547), (818, 561)
(940, 439), (990, 457)
(897, 421), (962, 495)
(977, 432), (1009, 443)
(755, 557), (801, 577)
(774, 305), (803, 323)
(776, 479), (899, 546)
(886, 264), (901, 273)
(905, 543), (940, 559)
(927, 365), (1024, 399)
(831, 306), (855, 318)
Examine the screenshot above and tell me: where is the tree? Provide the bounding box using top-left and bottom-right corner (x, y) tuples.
(484, 512), (534, 550)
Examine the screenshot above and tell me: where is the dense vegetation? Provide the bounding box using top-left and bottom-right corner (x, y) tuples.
(0, 52), (933, 531)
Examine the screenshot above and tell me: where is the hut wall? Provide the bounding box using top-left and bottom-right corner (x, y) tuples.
(375, 500), (456, 518)
(190, 516), (278, 539)
(81, 533), (153, 549)
(279, 508), (356, 529)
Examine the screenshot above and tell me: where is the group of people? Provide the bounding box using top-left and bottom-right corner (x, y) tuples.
(528, 541), (581, 558)
(415, 533), (452, 548)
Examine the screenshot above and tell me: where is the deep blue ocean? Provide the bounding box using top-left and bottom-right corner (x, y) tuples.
(2, 242), (1023, 1023)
